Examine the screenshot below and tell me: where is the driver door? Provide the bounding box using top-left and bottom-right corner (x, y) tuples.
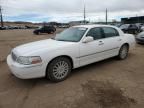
(79, 27), (105, 66)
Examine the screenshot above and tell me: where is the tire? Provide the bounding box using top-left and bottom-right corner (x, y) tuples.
(47, 30), (51, 34)
(46, 57), (72, 82)
(35, 32), (39, 35)
(52, 28), (56, 33)
(50, 30), (55, 34)
(118, 45), (129, 60)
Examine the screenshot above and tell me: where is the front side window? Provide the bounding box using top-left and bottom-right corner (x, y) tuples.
(102, 27), (119, 38)
(86, 28), (104, 40)
(54, 27), (87, 42)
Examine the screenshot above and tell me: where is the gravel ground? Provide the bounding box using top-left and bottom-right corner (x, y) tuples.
(0, 29), (144, 108)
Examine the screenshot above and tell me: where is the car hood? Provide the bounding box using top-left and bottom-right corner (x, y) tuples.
(13, 39), (74, 56)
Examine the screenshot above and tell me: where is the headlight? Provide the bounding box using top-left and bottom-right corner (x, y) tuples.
(17, 56), (42, 65)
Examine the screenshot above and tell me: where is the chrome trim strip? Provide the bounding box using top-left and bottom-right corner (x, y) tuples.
(76, 47), (119, 59)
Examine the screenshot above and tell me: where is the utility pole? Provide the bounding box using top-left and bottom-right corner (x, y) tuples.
(0, 6), (4, 27)
(83, 0), (86, 24)
(106, 8), (108, 25)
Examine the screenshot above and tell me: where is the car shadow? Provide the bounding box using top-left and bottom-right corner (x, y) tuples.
(70, 57), (117, 77)
(70, 53), (135, 78)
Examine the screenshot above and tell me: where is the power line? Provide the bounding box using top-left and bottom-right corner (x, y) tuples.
(0, 5), (4, 27)
(106, 8), (108, 24)
(83, 0), (86, 24)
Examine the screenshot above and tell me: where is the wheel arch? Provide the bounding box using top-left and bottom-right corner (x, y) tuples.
(121, 43), (129, 49)
(45, 55), (74, 76)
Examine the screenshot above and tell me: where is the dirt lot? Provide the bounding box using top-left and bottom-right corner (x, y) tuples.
(0, 29), (144, 108)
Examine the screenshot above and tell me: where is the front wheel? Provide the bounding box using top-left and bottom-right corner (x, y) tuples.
(118, 45), (129, 60)
(46, 57), (72, 82)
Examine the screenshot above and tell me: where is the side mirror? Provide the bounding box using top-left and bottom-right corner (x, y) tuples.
(82, 36), (94, 43)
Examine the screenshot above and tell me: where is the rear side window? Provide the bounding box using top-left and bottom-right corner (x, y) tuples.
(86, 28), (104, 40)
(102, 27), (119, 38)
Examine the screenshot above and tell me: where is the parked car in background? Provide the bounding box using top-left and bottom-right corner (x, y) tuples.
(33, 26), (56, 35)
(0, 25), (34, 30)
(120, 24), (139, 34)
(0, 26), (6, 30)
(6, 26), (15, 30)
(136, 31), (144, 44)
(114, 24), (122, 27)
(58, 25), (70, 28)
(140, 26), (144, 32)
(136, 23), (143, 29)
(135, 23), (144, 32)
(7, 25), (135, 82)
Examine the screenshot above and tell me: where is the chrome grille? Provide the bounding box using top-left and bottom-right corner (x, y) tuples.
(11, 52), (17, 61)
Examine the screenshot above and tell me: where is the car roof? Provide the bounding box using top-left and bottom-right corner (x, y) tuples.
(73, 24), (117, 29)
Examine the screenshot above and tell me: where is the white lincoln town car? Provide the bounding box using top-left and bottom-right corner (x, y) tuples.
(7, 25), (135, 82)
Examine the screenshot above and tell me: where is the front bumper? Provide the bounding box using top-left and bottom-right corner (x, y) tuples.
(7, 55), (45, 79)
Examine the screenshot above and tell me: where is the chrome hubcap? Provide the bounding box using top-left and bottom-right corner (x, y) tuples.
(53, 61), (69, 79)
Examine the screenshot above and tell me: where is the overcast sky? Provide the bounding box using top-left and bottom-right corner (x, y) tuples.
(1, 0), (144, 22)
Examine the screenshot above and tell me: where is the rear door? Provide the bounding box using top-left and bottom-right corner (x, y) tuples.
(101, 27), (122, 58)
(44, 26), (49, 33)
(40, 27), (45, 33)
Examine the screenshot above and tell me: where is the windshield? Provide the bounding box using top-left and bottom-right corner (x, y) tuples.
(54, 27), (88, 42)
(120, 24), (129, 29)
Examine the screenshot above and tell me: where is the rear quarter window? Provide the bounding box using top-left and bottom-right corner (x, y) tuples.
(102, 27), (119, 38)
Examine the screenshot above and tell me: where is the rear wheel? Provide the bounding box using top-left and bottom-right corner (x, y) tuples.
(35, 32), (39, 35)
(118, 45), (129, 60)
(50, 30), (55, 34)
(46, 57), (72, 82)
